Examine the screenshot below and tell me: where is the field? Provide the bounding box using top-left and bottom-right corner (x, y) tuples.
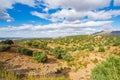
(0, 35), (120, 80)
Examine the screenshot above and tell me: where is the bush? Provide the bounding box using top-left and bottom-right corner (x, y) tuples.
(0, 45), (11, 52)
(113, 37), (120, 46)
(26, 41), (32, 46)
(91, 56), (120, 80)
(113, 41), (120, 46)
(17, 47), (33, 56)
(98, 46), (105, 52)
(38, 41), (48, 50)
(53, 47), (64, 59)
(62, 54), (73, 62)
(1, 40), (14, 45)
(87, 45), (94, 51)
(33, 51), (47, 63)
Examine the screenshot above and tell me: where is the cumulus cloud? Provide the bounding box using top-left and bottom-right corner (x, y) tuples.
(31, 9), (120, 22)
(0, 0), (35, 10)
(43, 0), (110, 11)
(0, 10), (13, 22)
(0, 20), (112, 31)
(51, 9), (86, 22)
(15, 0), (35, 7)
(88, 10), (120, 20)
(114, 0), (120, 6)
(31, 11), (49, 20)
(0, 0), (35, 22)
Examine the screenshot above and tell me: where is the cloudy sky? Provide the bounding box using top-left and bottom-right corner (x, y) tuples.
(0, 0), (120, 38)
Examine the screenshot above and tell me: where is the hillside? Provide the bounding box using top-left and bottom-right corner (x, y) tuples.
(94, 30), (120, 36)
(0, 35), (120, 80)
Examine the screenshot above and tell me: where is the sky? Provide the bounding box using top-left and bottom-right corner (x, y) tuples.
(0, 0), (120, 38)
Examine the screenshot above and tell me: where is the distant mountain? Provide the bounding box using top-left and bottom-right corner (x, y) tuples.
(0, 37), (53, 41)
(93, 31), (120, 36)
(0, 37), (23, 40)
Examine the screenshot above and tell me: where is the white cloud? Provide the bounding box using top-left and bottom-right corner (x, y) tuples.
(114, 0), (120, 6)
(0, 20), (112, 32)
(88, 11), (112, 20)
(0, 20), (113, 37)
(0, 0), (14, 10)
(15, 0), (35, 7)
(31, 11), (49, 20)
(0, 10), (13, 22)
(87, 10), (120, 20)
(43, 0), (110, 11)
(0, 0), (35, 10)
(0, 0), (35, 22)
(51, 9), (86, 22)
(31, 9), (120, 22)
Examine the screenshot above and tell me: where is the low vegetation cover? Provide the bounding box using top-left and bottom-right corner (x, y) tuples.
(1, 35), (120, 80)
(0, 62), (69, 80)
(91, 56), (120, 80)
(1, 40), (14, 45)
(62, 54), (73, 62)
(16, 47), (33, 56)
(0, 45), (11, 52)
(98, 46), (105, 52)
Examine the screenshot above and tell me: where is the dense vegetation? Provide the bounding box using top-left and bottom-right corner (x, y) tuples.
(92, 56), (120, 80)
(1, 40), (14, 45)
(16, 47), (33, 56)
(0, 45), (11, 52)
(33, 51), (47, 63)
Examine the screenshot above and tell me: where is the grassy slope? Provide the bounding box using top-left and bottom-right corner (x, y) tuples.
(0, 35), (120, 80)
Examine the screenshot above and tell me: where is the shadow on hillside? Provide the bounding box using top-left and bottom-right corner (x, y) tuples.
(46, 58), (58, 64)
(55, 67), (71, 78)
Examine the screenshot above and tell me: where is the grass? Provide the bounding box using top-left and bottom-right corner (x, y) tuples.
(1, 35), (120, 80)
(91, 56), (120, 80)
(0, 62), (69, 80)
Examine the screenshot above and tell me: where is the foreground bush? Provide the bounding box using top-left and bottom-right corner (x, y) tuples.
(91, 56), (120, 80)
(33, 51), (47, 63)
(1, 40), (14, 45)
(0, 45), (11, 52)
(17, 47), (33, 56)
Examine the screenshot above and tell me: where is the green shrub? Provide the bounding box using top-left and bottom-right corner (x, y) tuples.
(87, 45), (94, 51)
(1, 40), (14, 45)
(53, 47), (64, 59)
(26, 41), (32, 46)
(71, 47), (77, 52)
(0, 45), (11, 52)
(32, 41), (39, 48)
(33, 51), (47, 63)
(39, 41), (47, 49)
(113, 41), (120, 46)
(17, 47), (33, 56)
(113, 37), (120, 46)
(62, 54), (73, 62)
(91, 56), (120, 80)
(98, 46), (105, 52)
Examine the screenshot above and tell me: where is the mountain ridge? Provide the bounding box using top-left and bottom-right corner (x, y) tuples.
(93, 30), (120, 36)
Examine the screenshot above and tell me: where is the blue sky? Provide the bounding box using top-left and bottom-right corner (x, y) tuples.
(0, 0), (120, 38)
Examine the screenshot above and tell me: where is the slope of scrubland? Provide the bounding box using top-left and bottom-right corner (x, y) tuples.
(0, 35), (120, 80)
